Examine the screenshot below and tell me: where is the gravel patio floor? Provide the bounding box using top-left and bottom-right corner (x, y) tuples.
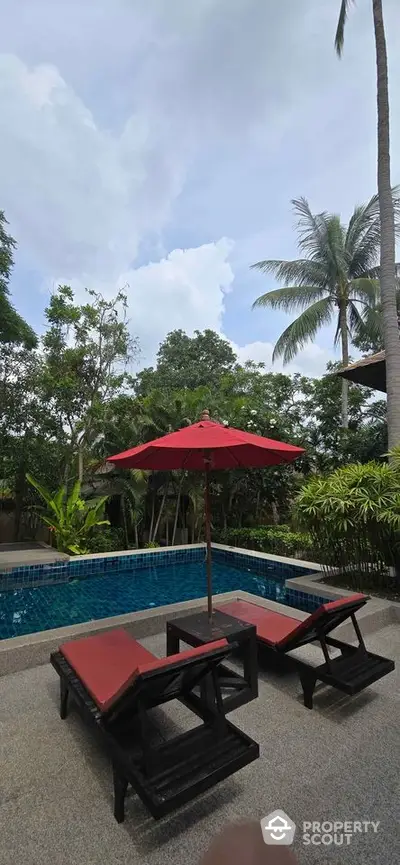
(1, 625), (399, 865)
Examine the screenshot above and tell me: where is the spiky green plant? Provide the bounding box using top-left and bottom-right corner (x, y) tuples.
(295, 461), (400, 589)
(26, 474), (109, 554)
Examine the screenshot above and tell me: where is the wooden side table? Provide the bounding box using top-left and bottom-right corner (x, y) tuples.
(166, 609), (258, 714)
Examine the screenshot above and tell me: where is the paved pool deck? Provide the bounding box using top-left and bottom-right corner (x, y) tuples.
(1, 623), (399, 865)
(0, 541), (68, 570)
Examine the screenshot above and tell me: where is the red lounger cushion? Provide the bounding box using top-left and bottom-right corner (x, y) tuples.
(218, 601), (304, 647)
(218, 594), (366, 649)
(60, 629), (156, 712)
(136, 639), (228, 676)
(60, 628), (228, 712)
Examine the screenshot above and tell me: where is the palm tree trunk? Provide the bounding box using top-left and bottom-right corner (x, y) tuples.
(14, 450), (26, 542)
(152, 488), (167, 543)
(77, 434), (85, 482)
(122, 498), (129, 549)
(373, 0), (400, 450)
(149, 496), (155, 542)
(339, 301), (349, 428)
(171, 476), (183, 546)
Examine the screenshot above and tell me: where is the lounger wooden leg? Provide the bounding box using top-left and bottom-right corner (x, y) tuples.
(113, 764), (128, 823)
(60, 678), (69, 719)
(299, 672), (316, 710)
(339, 645), (354, 657)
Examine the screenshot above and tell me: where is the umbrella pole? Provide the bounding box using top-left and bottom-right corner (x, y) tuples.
(204, 468), (213, 621)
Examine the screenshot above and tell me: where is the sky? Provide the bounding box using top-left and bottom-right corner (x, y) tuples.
(1, 0), (400, 379)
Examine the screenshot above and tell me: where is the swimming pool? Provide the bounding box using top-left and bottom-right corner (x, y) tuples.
(0, 548), (325, 640)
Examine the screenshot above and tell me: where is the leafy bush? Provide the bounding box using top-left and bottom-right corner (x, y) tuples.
(295, 461), (400, 590)
(86, 526), (125, 553)
(217, 525), (313, 558)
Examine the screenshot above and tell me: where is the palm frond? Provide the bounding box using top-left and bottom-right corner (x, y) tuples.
(291, 198), (329, 260)
(251, 258), (327, 287)
(348, 278), (380, 303)
(349, 218), (383, 276)
(352, 304), (384, 348)
(363, 262), (400, 287)
(324, 215), (347, 284)
(345, 193), (380, 258)
(347, 188), (400, 274)
(335, 0), (354, 57)
(347, 301), (365, 334)
(272, 297), (334, 364)
(332, 303), (364, 348)
(333, 311), (341, 348)
(252, 284), (327, 313)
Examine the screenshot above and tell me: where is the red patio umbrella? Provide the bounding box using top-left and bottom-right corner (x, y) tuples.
(107, 410), (304, 620)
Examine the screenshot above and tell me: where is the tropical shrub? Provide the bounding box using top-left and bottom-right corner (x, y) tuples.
(86, 526), (125, 553)
(216, 525), (313, 558)
(295, 461), (400, 590)
(26, 474), (110, 555)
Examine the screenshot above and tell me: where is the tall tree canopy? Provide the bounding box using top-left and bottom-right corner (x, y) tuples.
(0, 211), (37, 349)
(133, 329), (237, 396)
(40, 285), (139, 479)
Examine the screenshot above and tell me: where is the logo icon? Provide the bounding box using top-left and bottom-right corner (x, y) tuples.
(260, 810), (296, 845)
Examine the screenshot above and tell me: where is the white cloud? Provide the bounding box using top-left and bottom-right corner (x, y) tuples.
(233, 340), (333, 378)
(0, 54), (184, 282)
(100, 239), (234, 367)
(0, 55), (239, 364)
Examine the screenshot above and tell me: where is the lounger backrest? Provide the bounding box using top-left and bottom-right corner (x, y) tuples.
(278, 594), (368, 652)
(105, 639), (230, 718)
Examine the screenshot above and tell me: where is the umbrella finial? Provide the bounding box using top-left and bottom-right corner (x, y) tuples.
(200, 408), (210, 421)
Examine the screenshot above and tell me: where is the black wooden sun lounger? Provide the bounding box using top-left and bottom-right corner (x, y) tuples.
(217, 595), (395, 709)
(50, 629), (259, 822)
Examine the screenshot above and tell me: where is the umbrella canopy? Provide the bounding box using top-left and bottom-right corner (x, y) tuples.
(107, 415), (304, 471)
(107, 411), (304, 619)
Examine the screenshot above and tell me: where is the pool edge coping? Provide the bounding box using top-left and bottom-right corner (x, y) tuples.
(1, 586), (398, 678)
(0, 590), (302, 677)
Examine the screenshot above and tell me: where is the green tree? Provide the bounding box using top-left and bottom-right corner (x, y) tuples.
(0, 344), (66, 540)
(301, 362), (387, 471)
(0, 211), (37, 348)
(252, 194), (399, 428)
(335, 0), (400, 450)
(133, 329), (236, 396)
(40, 285), (138, 480)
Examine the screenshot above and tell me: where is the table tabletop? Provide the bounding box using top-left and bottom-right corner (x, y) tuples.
(167, 609), (253, 643)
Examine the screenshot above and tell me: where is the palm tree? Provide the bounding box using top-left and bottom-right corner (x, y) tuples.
(335, 0), (400, 448)
(251, 194), (396, 427)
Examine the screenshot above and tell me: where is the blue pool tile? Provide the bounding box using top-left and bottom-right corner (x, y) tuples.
(0, 554), (328, 640)
(0, 546), (328, 639)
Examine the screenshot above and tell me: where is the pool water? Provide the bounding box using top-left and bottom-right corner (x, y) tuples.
(0, 560), (289, 640)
